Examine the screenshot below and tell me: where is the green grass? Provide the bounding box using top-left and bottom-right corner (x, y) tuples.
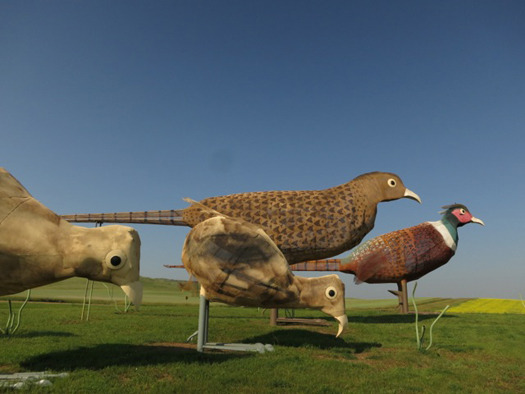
(0, 276), (201, 306)
(0, 279), (524, 393)
(0, 277), (477, 311)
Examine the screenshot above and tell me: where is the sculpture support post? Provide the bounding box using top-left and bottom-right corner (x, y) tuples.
(197, 293), (208, 352)
(270, 309), (278, 326)
(388, 280), (409, 314)
(193, 287), (274, 353)
(400, 280), (408, 313)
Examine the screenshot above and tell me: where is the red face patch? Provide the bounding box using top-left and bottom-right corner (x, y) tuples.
(452, 208), (473, 224)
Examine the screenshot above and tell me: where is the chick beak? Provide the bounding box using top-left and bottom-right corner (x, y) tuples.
(471, 216), (485, 226)
(404, 188), (422, 203)
(120, 281), (143, 310)
(335, 315), (348, 338)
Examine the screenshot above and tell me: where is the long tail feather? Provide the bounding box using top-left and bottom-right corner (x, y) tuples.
(289, 259), (341, 271)
(60, 210), (187, 225)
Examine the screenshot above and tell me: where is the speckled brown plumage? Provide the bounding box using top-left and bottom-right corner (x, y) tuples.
(181, 172), (420, 264)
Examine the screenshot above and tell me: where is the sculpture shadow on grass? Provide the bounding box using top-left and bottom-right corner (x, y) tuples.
(21, 343), (247, 371)
(243, 329), (381, 353)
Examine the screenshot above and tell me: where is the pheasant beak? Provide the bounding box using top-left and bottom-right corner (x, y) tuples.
(403, 188), (422, 203)
(335, 314), (348, 338)
(470, 216), (485, 226)
(120, 281), (143, 310)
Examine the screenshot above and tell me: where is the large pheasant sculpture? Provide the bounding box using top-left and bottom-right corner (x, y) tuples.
(290, 204), (484, 312)
(0, 168), (142, 307)
(62, 172), (421, 264)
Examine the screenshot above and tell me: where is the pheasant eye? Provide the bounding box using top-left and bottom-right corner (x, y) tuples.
(325, 286), (337, 299)
(387, 178), (397, 188)
(460, 208), (466, 215)
(105, 250), (128, 270)
(110, 256), (121, 266)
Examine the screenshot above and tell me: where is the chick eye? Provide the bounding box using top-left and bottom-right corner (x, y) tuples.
(387, 178), (397, 188)
(105, 250), (127, 270)
(325, 286), (337, 299)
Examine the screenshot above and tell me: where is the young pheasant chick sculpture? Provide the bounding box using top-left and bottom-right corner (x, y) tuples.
(0, 168), (143, 307)
(63, 172), (421, 264)
(181, 203), (348, 337)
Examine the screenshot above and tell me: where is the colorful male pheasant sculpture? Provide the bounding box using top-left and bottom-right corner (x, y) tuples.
(181, 202), (348, 338)
(290, 204), (484, 312)
(0, 168), (142, 307)
(62, 172), (421, 264)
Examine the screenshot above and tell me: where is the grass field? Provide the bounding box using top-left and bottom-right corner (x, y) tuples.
(1, 278), (524, 393)
(0, 277), (201, 306)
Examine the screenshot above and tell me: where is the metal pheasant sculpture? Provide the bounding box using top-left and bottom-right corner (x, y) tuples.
(62, 171), (421, 264)
(0, 168), (142, 307)
(290, 204), (484, 312)
(181, 201), (348, 337)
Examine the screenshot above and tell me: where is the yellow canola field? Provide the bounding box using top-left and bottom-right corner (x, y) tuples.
(448, 298), (525, 314)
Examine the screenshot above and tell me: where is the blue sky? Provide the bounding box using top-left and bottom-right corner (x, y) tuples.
(1, 1), (523, 299)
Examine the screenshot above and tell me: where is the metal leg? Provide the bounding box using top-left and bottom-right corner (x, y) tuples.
(193, 290), (274, 353)
(197, 294), (208, 352)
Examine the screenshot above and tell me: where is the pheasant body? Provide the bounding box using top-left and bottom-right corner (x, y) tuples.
(340, 221), (456, 283)
(181, 172), (420, 264)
